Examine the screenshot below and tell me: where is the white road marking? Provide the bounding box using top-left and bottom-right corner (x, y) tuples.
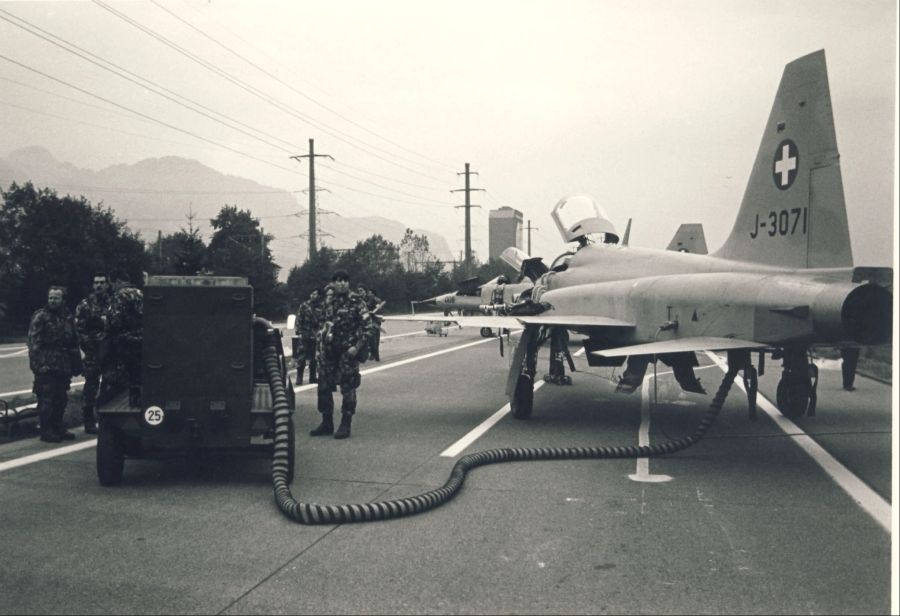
(1, 337), (500, 473)
(441, 380), (547, 458)
(0, 348), (28, 359)
(2, 380), (85, 399)
(629, 375), (673, 483)
(289, 335), (500, 392)
(0, 434), (96, 473)
(704, 351), (890, 533)
(441, 348), (585, 458)
(381, 331), (425, 340)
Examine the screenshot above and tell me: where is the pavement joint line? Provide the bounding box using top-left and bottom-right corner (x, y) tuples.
(703, 351), (891, 534)
(440, 348), (585, 458)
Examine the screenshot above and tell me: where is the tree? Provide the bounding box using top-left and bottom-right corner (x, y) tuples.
(399, 228), (435, 272)
(145, 222), (208, 276)
(0, 182), (147, 334)
(285, 247), (340, 310)
(206, 205), (285, 318)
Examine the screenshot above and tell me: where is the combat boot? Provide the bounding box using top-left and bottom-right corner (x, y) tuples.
(309, 412), (334, 436)
(334, 413), (352, 439)
(83, 407), (98, 435)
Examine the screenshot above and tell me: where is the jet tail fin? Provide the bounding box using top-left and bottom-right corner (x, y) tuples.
(713, 50), (852, 269)
(666, 224), (708, 254)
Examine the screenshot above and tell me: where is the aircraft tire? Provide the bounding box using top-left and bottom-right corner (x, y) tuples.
(776, 379), (809, 419)
(480, 327), (494, 338)
(97, 421), (125, 486)
(511, 375), (534, 419)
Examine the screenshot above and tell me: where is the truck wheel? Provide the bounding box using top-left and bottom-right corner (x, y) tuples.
(97, 421), (125, 486)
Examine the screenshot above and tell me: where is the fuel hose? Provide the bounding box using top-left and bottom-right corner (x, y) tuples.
(264, 344), (739, 525)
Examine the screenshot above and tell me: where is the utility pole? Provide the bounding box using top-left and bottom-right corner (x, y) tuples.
(524, 219), (539, 255)
(451, 163), (484, 276)
(290, 139), (333, 262)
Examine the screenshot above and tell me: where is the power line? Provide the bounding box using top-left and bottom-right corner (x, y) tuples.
(0, 52), (308, 178)
(2, 5), (463, 211)
(0, 8), (301, 155)
(151, 0), (457, 175)
(92, 0), (451, 184)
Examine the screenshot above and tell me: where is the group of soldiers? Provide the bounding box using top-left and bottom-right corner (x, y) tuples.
(293, 270), (384, 440)
(26, 271), (143, 443)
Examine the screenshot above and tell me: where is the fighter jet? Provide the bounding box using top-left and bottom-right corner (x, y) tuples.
(387, 50), (892, 421)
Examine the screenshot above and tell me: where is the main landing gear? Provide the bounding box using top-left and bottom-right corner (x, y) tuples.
(775, 348), (818, 419)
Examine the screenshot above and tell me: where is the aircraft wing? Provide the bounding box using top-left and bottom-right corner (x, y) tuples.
(384, 314), (634, 329)
(594, 336), (767, 357)
(383, 314), (523, 329)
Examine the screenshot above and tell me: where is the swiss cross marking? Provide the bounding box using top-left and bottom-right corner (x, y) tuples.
(773, 140), (799, 190)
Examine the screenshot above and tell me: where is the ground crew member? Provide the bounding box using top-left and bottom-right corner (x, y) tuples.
(74, 272), (112, 434)
(107, 270), (143, 406)
(841, 347), (860, 391)
(28, 286), (81, 443)
(294, 288), (323, 385)
(359, 284), (385, 362)
(310, 270), (368, 440)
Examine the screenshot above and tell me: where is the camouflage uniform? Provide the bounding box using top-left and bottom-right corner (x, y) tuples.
(364, 290), (384, 361)
(316, 290), (368, 417)
(75, 290), (112, 416)
(28, 304), (80, 440)
(294, 292), (323, 384)
(107, 285), (143, 404)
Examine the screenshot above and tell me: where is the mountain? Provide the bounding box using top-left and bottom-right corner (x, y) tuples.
(0, 147), (455, 278)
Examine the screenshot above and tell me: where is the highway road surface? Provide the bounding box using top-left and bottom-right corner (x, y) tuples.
(0, 321), (894, 614)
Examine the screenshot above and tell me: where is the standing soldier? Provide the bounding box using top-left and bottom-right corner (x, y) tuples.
(294, 288), (323, 385)
(75, 272), (112, 434)
(359, 285), (386, 362)
(28, 286), (81, 443)
(310, 271), (368, 440)
(108, 270), (143, 406)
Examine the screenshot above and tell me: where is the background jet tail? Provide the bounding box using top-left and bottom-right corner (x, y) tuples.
(713, 50), (853, 268)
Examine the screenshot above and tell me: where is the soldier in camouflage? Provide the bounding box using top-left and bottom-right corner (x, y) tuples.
(293, 288), (323, 385)
(74, 272), (112, 434)
(28, 286), (81, 443)
(310, 271), (369, 439)
(358, 284), (385, 362)
(107, 270), (143, 406)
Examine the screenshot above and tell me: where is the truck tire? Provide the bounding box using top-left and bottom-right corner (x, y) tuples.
(97, 421), (125, 486)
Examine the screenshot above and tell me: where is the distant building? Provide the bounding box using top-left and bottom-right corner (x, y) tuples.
(488, 207), (523, 260)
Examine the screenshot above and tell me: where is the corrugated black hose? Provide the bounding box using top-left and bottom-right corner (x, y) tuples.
(264, 344), (738, 525)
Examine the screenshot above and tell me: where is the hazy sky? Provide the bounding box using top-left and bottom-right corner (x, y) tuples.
(1, 0), (896, 266)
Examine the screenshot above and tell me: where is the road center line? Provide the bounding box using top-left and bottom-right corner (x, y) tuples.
(704, 351), (890, 533)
